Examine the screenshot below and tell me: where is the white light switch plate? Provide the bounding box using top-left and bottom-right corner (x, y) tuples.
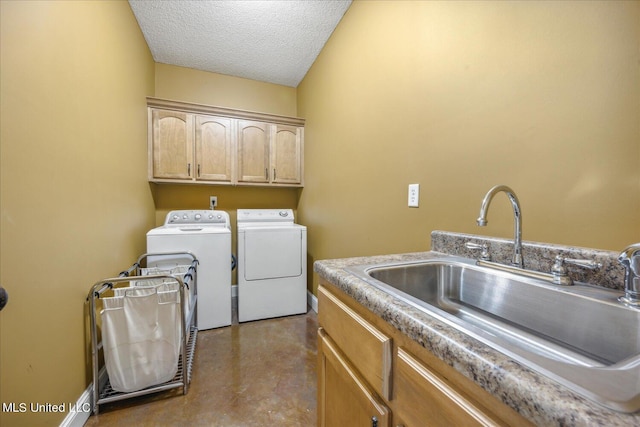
(408, 184), (420, 207)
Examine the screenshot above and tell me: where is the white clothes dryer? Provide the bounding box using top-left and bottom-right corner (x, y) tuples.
(237, 209), (307, 322)
(147, 210), (232, 330)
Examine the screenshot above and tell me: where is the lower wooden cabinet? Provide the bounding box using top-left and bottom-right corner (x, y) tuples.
(317, 286), (392, 400)
(317, 281), (533, 427)
(318, 329), (390, 427)
(395, 348), (500, 427)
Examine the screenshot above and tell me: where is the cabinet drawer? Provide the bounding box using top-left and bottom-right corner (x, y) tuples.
(318, 285), (392, 400)
(318, 329), (390, 427)
(395, 348), (501, 427)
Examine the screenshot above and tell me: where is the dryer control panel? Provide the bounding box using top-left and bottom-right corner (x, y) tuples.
(164, 210), (230, 226)
(237, 209), (294, 224)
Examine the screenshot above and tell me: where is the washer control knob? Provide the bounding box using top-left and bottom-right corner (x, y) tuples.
(194, 214), (201, 220)
(172, 215), (179, 222)
(279, 211), (288, 217)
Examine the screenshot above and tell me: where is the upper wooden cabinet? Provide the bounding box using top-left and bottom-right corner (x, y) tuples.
(236, 121), (304, 185)
(150, 109), (193, 180)
(271, 124), (303, 185)
(237, 120), (271, 184)
(195, 115), (233, 183)
(147, 97), (304, 187)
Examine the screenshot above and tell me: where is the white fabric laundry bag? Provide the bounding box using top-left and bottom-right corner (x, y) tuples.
(101, 287), (182, 393)
(138, 266), (193, 328)
(112, 281), (180, 297)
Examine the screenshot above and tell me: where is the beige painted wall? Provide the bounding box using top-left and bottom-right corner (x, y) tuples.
(155, 63), (298, 116)
(0, 1), (155, 425)
(298, 0), (640, 294)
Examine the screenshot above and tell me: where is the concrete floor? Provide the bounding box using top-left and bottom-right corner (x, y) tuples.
(85, 308), (318, 426)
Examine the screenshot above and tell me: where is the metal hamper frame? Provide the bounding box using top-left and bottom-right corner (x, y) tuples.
(87, 252), (198, 415)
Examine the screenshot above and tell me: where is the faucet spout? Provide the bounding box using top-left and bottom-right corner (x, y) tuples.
(618, 243), (640, 307)
(477, 185), (523, 268)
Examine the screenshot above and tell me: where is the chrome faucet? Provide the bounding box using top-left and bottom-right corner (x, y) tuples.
(618, 243), (640, 307)
(476, 185), (523, 268)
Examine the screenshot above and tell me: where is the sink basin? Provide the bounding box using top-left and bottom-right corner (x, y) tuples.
(346, 256), (640, 413)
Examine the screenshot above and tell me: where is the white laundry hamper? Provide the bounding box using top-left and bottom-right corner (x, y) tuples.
(137, 265), (194, 331)
(101, 286), (182, 393)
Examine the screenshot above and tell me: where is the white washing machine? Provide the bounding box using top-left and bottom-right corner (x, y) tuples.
(147, 210), (232, 330)
(237, 209), (307, 322)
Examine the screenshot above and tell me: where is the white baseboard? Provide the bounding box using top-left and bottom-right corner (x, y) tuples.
(307, 290), (318, 313)
(59, 385), (92, 427)
(60, 367), (107, 427)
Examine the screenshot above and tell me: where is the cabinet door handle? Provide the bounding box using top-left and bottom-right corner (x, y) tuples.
(273, 168), (276, 180)
(371, 416), (378, 427)
(197, 164), (201, 177)
(187, 163), (191, 176)
(265, 168), (268, 179)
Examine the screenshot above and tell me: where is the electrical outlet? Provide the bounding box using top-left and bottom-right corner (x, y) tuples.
(209, 196), (218, 210)
(408, 184), (420, 207)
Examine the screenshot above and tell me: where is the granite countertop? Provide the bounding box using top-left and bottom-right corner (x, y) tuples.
(314, 248), (640, 427)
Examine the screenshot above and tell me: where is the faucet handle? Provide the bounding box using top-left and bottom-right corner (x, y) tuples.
(563, 257), (602, 270)
(552, 256), (601, 272)
(551, 256), (602, 286)
(618, 243), (640, 307)
(619, 243), (640, 272)
(465, 241), (491, 261)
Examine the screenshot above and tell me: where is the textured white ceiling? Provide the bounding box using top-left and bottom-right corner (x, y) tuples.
(129, 0), (352, 87)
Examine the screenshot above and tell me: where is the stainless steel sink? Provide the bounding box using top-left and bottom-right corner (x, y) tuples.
(346, 256), (640, 413)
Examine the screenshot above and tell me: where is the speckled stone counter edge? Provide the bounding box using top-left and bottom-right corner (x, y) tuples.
(313, 231), (639, 427)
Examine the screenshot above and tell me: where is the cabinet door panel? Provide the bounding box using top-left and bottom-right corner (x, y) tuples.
(272, 125), (302, 184)
(395, 348), (499, 427)
(318, 329), (390, 427)
(195, 115), (232, 182)
(318, 286), (392, 400)
(237, 120), (270, 183)
(151, 110), (192, 179)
